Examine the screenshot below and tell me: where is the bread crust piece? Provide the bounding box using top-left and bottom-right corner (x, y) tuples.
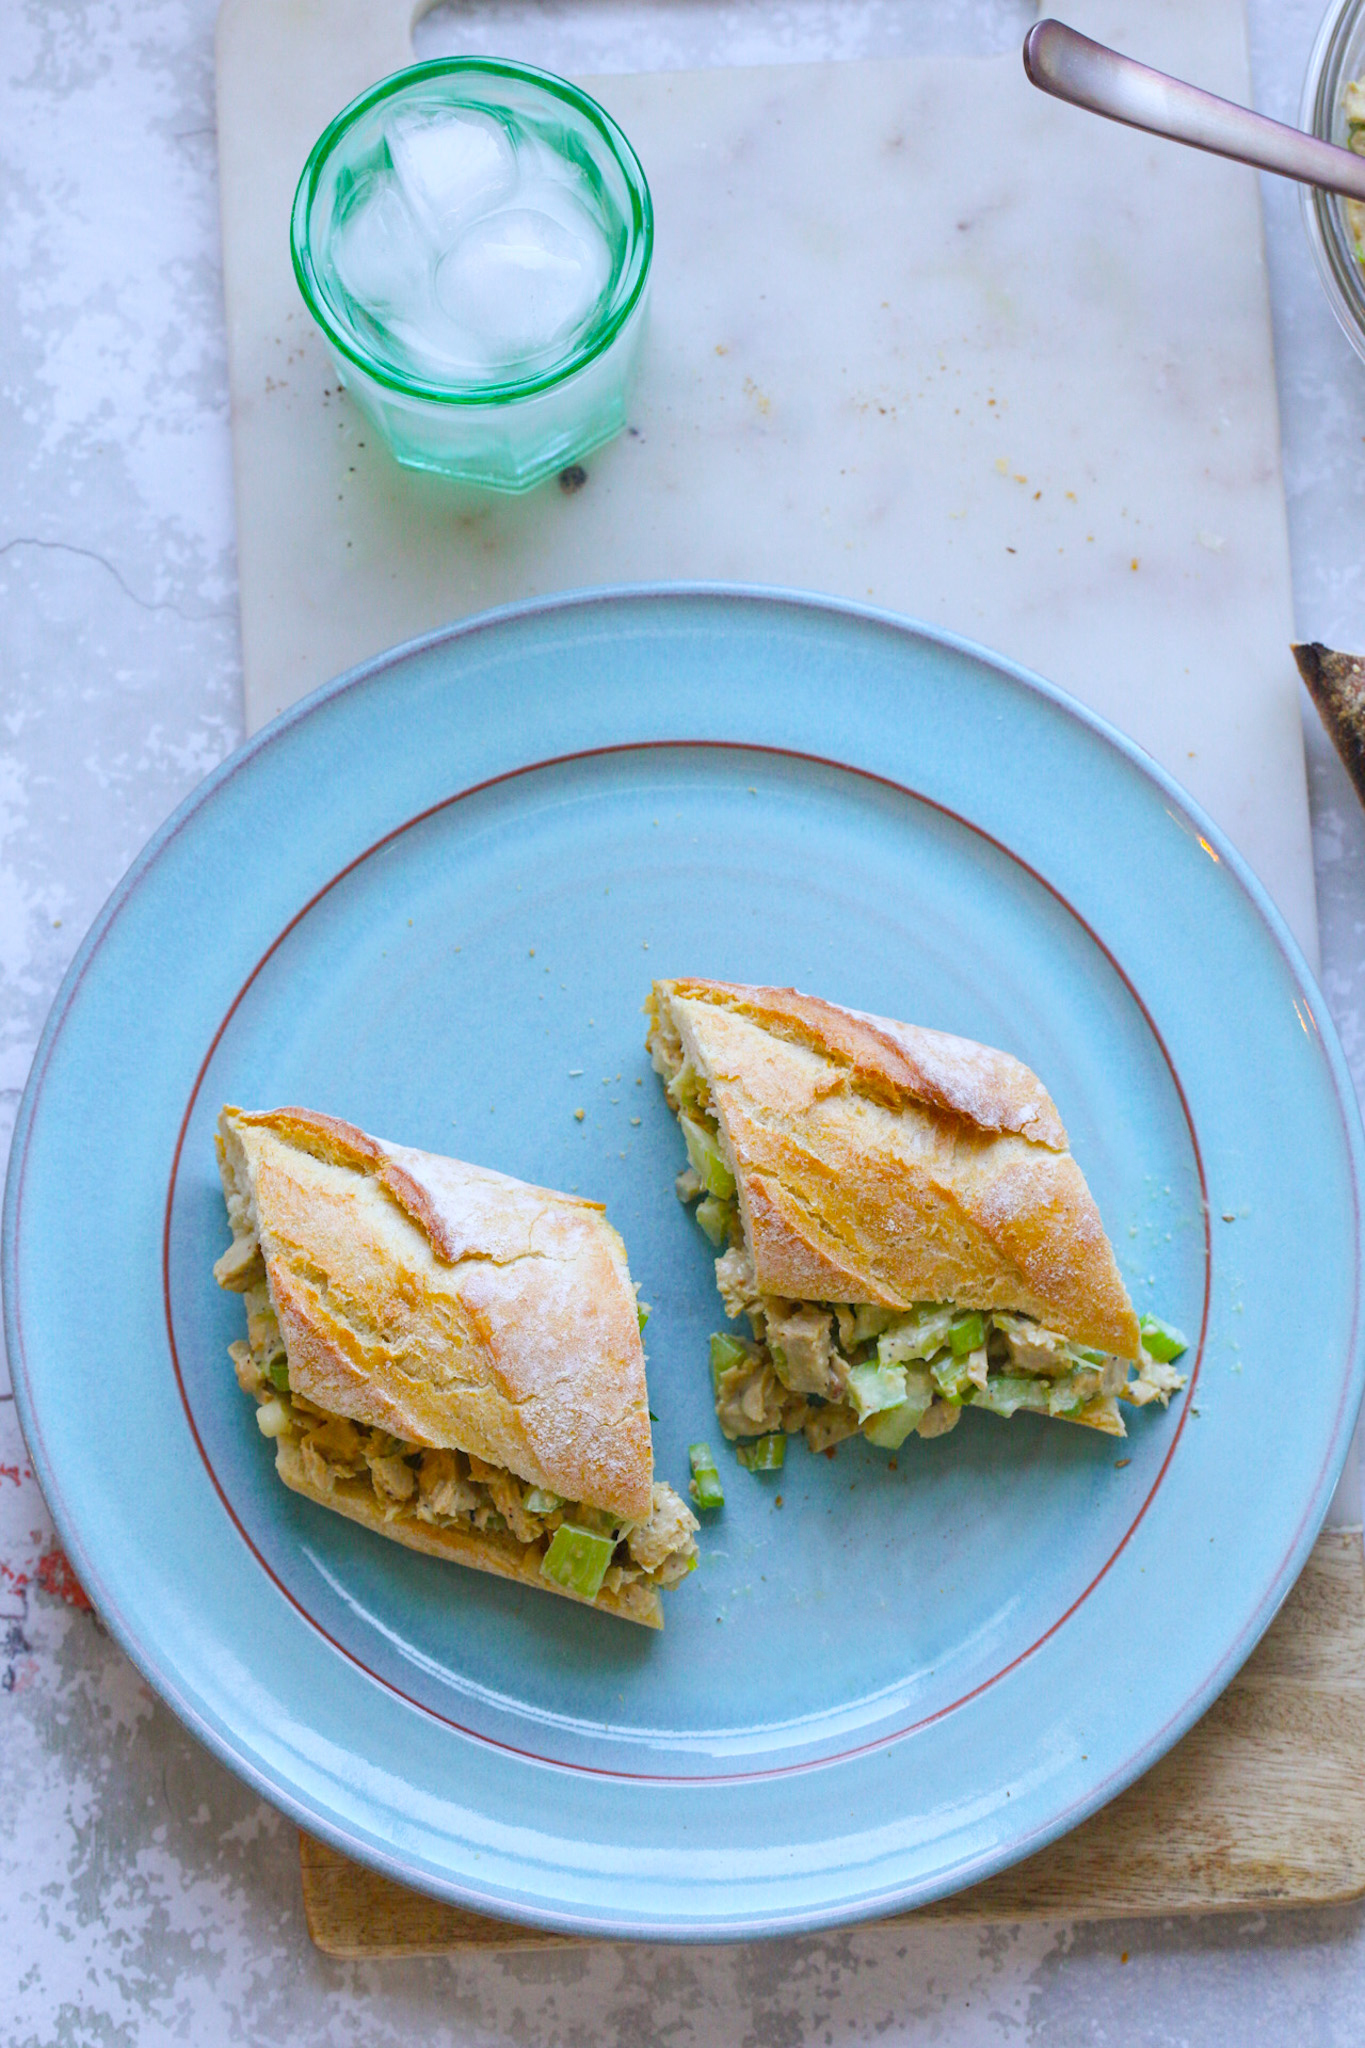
(273, 1441), (662, 1628)
(215, 1106), (654, 1521)
(649, 980), (1141, 1360)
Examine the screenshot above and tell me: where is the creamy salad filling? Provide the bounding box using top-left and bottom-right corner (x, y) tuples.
(229, 1278), (698, 1612)
(1346, 77), (1365, 260)
(649, 1020), (1187, 1465)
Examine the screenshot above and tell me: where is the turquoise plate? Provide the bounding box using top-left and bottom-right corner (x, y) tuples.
(7, 589), (1364, 1936)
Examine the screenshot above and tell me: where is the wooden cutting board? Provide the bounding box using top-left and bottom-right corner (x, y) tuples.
(213, 0), (1358, 1945)
(216, 0), (1318, 961)
(300, 1529), (1365, 1951)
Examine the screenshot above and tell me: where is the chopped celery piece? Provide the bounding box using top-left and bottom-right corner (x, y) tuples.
(847, 1360), (908, 1421)
(255, 1397), (291, 1438)
(541, 1524), (616, 1600)
(862, 1365), (934, 1447)
(878, 1305), (954, 1365)
(861, 1407), (915, 1449)
(523, 1487), (564, 1515)
(931, 1350), (975, 1402)
(672, 1060), (703, 1113)
(266, 1355), (290, 1392)
(710, 1332), (749, 1390)
(680, 1113), (736, 1199)
(851, 1303), (896, 1346)
(688, 1442), (725, 1510)
(737, 1434), (786, 1470)
(637, 1302), (650, 1332)
(949, 1311), (986, 1356)
(695, 1195), (731, 1247)
(973, 1374), (1051, 1418)
(1139, 1314), (1188, 1363)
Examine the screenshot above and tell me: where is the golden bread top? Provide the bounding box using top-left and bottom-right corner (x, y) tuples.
(215, 1106), (654, 1519)
(660, 979), (1068, 1146)
(650, 980), (1140, 1360)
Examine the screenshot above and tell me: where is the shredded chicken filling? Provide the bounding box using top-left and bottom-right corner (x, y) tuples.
(230, 1280), (698, 1596)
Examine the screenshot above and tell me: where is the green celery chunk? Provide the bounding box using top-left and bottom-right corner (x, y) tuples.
(862, 1365), (934, 1447)
(948, 1311), (986, 1356)
(737, 1434), (786, 1471)
(847, 1360), (908, 1421)
(680, 1114), (736, 1199)
(710, 1332), (750, 1390)
(523, 1487), (564, 1515)
(266, 1355), (290, 1393)
(878, 1305), (955, 1366)
(688, 1442), (725, 1510)
(541, 1524), (616, 1600)
(1139, 1314), (1188, 1364)
(850, 1304), (896, 1346)
(695, 1195), (731, 1247)
(973, 1374), (1052, 1418)
(637, 1302), (650, 1332)
(931, 1350), (975, 1403)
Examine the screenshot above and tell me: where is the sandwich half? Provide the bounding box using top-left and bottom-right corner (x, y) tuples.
(213, 1106), (698, 1627)
(646, 980), (1187, 1461)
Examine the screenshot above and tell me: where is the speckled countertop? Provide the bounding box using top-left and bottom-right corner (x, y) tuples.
(5, 2), (1365, 2041)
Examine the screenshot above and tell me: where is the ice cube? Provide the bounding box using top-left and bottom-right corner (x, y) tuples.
(433, 201), (611, 366)
(330, 173), (430, 313)
(387, 107), (517, 237)
(383, 307), (492, 382)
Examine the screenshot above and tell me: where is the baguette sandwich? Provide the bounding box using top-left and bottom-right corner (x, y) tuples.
(646, 980), (1187, 1462)
(213, 1106), (698, 1627)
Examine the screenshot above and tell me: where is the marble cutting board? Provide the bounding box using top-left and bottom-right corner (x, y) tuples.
(216, 0), (1318, 963)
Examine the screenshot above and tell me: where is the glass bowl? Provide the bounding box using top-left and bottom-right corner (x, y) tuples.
(291, 58), (653, 490)
(1301, 0), (1365, 365)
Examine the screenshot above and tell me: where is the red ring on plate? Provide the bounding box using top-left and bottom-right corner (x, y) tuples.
(163, 738), (1209, 1783)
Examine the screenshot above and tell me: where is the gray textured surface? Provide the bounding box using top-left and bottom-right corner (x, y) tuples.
(5, 1), (1365, 2040)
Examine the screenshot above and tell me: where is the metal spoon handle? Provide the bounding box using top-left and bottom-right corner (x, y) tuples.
(1023, 17), (1365, 203)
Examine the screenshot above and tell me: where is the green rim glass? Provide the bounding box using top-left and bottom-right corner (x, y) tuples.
(290, 57), (654, 406)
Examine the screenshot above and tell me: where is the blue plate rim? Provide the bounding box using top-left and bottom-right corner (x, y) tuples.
(6, 582), (1363, 1937)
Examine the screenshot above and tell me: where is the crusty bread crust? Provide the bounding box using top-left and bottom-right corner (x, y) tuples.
(661, 978), (1068, 1146)
(217, 1106), (655, 1520)
(274, 1441), (662, 1628)
(651, 981), (1140, 1360)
